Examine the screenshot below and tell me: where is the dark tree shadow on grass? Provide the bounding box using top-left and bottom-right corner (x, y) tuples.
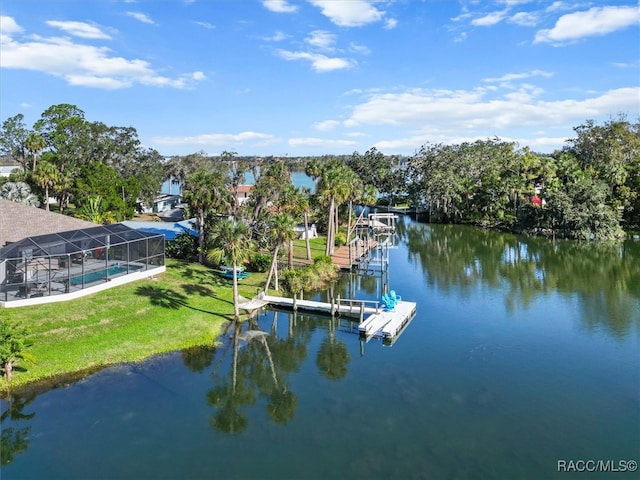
(182, 266), (227, 287)
(135, 285), (228, 319)
(182, 283), (215, 297)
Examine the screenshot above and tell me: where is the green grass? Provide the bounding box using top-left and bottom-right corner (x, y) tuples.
(291, 237), (327, 260)
(1, 259), (268, 392)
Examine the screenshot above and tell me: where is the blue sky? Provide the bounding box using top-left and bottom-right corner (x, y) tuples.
(1, 1), (638, 157)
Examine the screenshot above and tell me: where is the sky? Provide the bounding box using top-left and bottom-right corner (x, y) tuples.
(1, 1), (639, 158)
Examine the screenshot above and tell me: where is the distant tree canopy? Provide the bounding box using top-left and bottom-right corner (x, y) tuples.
(0, 104), (164, 220)
(405, 117), (639, 240)
(2, 105), (637, 241)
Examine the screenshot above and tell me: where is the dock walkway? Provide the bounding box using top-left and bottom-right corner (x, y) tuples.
(257, 294), (416, 342)
(331, 239), (378, 270)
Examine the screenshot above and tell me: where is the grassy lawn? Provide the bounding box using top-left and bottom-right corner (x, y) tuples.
(291, 237), (327, 260)
(1, 259), (268, 392)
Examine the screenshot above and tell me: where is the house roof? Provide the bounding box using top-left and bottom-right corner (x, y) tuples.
(121, 219), (198, 240)
(235, 185), (254, 194)
(0, 199), (97, 248)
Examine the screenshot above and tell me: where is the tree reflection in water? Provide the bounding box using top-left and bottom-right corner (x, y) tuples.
(403, 221), (640, 339)
(1, 392), (35, 466)
(207, 311), (309, 434)
(316, 316), (350, 381)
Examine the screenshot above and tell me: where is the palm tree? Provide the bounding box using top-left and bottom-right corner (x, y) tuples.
(0, 182), (40, 207)
(317, 165), (351, 255)
(207, 218), (254, 320)
(347, 184), (377, 244)
(183, 168), (231, 264)
(53, 170), (73, 214)
(263, 213), (297, 293)
(342, 169), (364, 245)
(32, 160), (59, 211)
(76, 195), (115, 224)
(280, 186), (313, 264)
(25, 132), (46, 172)
(0, 319), (34, 383)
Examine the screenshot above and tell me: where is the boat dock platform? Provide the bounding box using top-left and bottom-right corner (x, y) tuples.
(258, 294), (416, 342)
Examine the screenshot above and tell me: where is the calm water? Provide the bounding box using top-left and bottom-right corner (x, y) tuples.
(161, 171), (315, 195)
(2, 218), (639, 480)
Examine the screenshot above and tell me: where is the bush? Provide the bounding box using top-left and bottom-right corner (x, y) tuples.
(166, 232), (198, 260)
(280, 257), (339, 296)
(248, 253), (271, 272)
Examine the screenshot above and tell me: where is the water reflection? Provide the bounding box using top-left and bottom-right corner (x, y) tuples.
(206, 314), (303, 434)
(402, 221), (640, 339)
(316, 317), (350, 380)
(2, 219), (638, 478)
(1, 393), (35, 466)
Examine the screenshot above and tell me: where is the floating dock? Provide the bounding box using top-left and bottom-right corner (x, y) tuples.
(257, 294), (416, 342)
(358, 300), (416, 341)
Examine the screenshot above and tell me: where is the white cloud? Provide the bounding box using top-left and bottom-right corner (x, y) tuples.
(264, 30), (288, 42)
(472, 10), (508, 26)
(499, 0), (534, 5)
(0, 16), (205, 90)
(314, 120), (341, 131)
(288, 137), (358, 149)
(276, 49), (353, 72)
(309, 0), (385, 27)
(349, 42), (371, 55)
(342, 84), (640, 142)
(153, 131), (276, 147)
(125, 11), (155, 24)
(384, 18), (398, 30)
(535, 6), (639, 44)
(483, 70), (553, 83)
(0, 16), (23, 35)
(263, 1), (298, 13)
(45, 20), (112, 39)
(509, 11), (539, 27)
(306, 30), (336, 50)
(193, 21), (215, 29)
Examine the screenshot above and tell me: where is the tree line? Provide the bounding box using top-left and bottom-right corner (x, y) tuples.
(404, 117), (640, 240)
(1, 104), (637, 246)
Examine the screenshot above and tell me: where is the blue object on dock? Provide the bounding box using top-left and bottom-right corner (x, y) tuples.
(382, 290), (401, 311)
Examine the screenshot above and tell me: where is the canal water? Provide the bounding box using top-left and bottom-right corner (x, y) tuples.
(2, 218), (639, 479)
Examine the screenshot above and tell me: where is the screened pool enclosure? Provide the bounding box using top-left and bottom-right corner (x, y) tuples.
(0, 224), (165, 306)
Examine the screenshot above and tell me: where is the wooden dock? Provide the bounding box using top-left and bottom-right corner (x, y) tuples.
(259, 294), (416, 342)
(331, 239), (378, 270)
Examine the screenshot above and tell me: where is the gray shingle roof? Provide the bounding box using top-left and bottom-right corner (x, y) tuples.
(0, 199), (97, 247)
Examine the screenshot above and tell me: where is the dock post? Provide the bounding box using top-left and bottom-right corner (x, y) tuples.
(293, 292), (297, 311)
(359, 302), (365, 323)
(330, 297), (335, 316)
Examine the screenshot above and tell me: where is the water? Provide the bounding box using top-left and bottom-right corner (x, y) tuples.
(69, 265), (140, 286)
(161, 170), (314, 195)
(2, 218), (639, 479)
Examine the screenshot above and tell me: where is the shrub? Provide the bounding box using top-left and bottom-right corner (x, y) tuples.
(248, 253), (271, 272)
(166, 232), (198, 260)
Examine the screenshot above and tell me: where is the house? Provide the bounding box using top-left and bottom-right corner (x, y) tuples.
(293, 223), (318, 240)
(231, 185), (254, 207)
(0, 165), (21, 177)
(137, 194), (183, 214)
(0, 199), (165, 307)
(0, 199), (97, 248)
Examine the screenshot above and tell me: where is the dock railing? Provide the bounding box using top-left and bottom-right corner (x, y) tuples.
(332, 296), (380, 323)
